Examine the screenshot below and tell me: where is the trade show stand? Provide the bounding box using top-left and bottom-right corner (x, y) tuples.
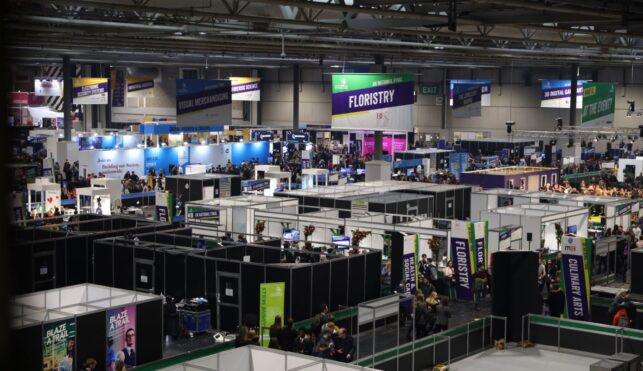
(92, 229), (381, 333)
(254, 164), (280, 180)
(76, 186), (112, 215)
(301, 168), (329, 189)
(90, 177), (123, 211)
(13, 215), (170, 294)
(481, 204), (589, 251)
(393, 148), (454, 174)
(394, 183), (472, 220)
(27, 178), (61, 217)
(165, 173), (241, 204)
(11, 284), (162, 371)
(470, 188), (531, 221)
(263, 171), (292, 194)
(460, 166), (559, 191)
(458, 138), (537, 158)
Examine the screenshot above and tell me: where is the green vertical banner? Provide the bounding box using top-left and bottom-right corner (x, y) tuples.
(472, 221), (489, 270)
(581, 82), (615, 127)
(43, 318), (76, 371)
(259, 282), (285, 347)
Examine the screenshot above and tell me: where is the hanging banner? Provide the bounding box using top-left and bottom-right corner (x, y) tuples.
(449, 80), (491, 106)
(560, 236), (591, 321)
(176, 79), (232, 127)
(34, 79), (63, 97)
(331, 73), (415, 131)
(452, 84), (482, 118)
(155, 190), (173, 222)
(473, 221), (488, 270)
(229, 77), (261, 101)
(106, 304), (137, 370)
(581, 82), (615, 127)
(402, 234), (419, 295)
(450, 220), (475, 301)
(127, 76), (155, 97)
(259, 282), (285, 347)
(540, 80), (588, 108)
(43, 319), (76, 371)
(112, 70), (126, 108)
(72, 78), (109, 105)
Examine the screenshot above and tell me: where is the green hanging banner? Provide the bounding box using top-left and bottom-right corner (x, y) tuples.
(259, 282), (285, 347)
(581, 82), (615, 127)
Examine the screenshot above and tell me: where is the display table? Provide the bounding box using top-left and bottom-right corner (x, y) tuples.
(179, 308), (211, 337)
(264, 171), (292, 194)
(301, 168), (329, 189)
(254, 165), (281, 180)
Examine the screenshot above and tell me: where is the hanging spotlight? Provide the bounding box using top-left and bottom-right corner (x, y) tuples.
(628, 100), (636, 113)
(639, 125), (643, 138)
(568, 137), (574, 148)
(594, 136), (599, 142)
(580, 139), (586, 147)
(619, 141), (625, 149)
(555, 117), (563, 131)
(506, 120), (515, 134)
(550, 139), (557, 146)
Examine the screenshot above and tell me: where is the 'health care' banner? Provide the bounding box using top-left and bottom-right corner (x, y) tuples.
(450, 221), (475, 301)
(43, 319), (76, 371)
(230, 77), (261, 101)
(331, 73), (414, 131)
(176, 79), (232, 127)
(72, 77), (109, 105)
(581, 82), (615, 127)
(560, 236), (591, 321)
(259, 282), (285, 347)
(452, 84), (482, 118)
(402, 234), (419, 295)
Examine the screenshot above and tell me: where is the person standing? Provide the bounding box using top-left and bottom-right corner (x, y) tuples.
(334, 328), (355, 363)
(632, 223), (641, 241)
(278, 318), (297, 352)
(434, 296), (451, 332)
(547, 284), (565, 318)
(473, 264), (487, 311)
(445, 260), (457, 302)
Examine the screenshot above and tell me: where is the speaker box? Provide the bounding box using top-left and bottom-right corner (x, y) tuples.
(492, 251), (540, 342)
(631, 249), (643, 295)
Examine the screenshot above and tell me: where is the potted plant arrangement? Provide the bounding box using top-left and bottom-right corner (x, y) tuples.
(351, 229), (371, 255)
(554, 222), (563, 250)
(255, 220), (265, 241)
(303, 225), (316, 240)
(428, 238), (441, 261)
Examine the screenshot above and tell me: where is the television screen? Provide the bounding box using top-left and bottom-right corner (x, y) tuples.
(332, 235), (351, 248)
(283, 229), (300, 240)
(356, 169), (366, 175)
(567, 225), (577, 234)
(406, 168), (414, 176)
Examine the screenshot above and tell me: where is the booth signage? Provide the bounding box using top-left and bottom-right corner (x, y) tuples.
(251, 131), (274, 141)
(402, 234), (419, 295)
(452, 84), (482, 118)
(560, 237), (591, 321)
(127, 76), (155, 97)
(331, 73), (415, 131)
(176, 79), (232, 127)
(186, 206), (220, 221)
(72, 78), (109, 105)
(285, 130), (310, 143)
(616, 203), (633, 216)
(34, 79), (63, 97)
(581, 82), (615, 127)
(450, 221), (475, 301)
(229, 77), (261, 101)
(540, 80), (587, 108)
(259, 282), (285, 347)
(155, 191), (173, 222)
(420, 84), (441, 96)
(106, 304), (137, 369)
(112, 70), (126, 107)
(449, 80), (491, 106)
(473, 221), (488, 269)
(498, 227), (511, 250)
(8, 92), (29, 105)
(42, 318), (76, 371)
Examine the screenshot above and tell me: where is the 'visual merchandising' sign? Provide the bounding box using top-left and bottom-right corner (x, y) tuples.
(176, 79), (232, 127)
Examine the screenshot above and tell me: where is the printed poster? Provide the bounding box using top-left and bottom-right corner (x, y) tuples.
(331, 73), (415, 131)
(450, 220), (475, 301)
(106, 304), (137, 370)
(581, 82), (615, 127)
(472, 221), (488, 270)
(44, 189), (61, 215)
(229, 77), (261, 101)
(72, 78), (109, 105)
(176, 79), (232, 127)
(43, 319), (76, 371)
(155, 190), (173, 222)
(259, 282), (285, 347)
(560, 237), (591, 321)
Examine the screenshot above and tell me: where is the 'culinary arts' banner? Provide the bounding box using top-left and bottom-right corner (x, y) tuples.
(560, 236), (591, 321)
(259, 282), (285, 347)
(72, 77), (109, 105)
(106, 304), (137, 370)
(127, 76), (155, 97)
(230, 77), (261, 101)
(331, 73), (414, 131)
(452, 84), (482, 118)
(176, 79), (231, 127)
(581, 82), (615, 127)
(402, 234), (419, 295)
(43, 319), (76, 371)
(450, 221), (475, 301)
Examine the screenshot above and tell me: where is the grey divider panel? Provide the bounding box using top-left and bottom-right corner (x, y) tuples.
(93, 240), (114, 287)
(241, 263), (264, 327)
(164, 250), (186, 300)
(266, 266), (291, 319)
(77, 311), (107, 371)
(365, 252), (382, 301)
(205, 258), (218, 327)
(114, 242), (134, 290)
(312, 263), (331, 318)
(348, 254), (366, 306)
(186, 254), (206, 298)
(291, 265), (312, 321)
(136, 299), (163, 365)
(330, 258), (348, 311)
(11, 324), (42, 370)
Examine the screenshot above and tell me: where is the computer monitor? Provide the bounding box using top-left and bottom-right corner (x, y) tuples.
(283, 229), (300, 240)
(356, 169), (365, 175)
(567, 225), (577, 234)
(332, 235), (351, 248)
(406, 168), (414, 176)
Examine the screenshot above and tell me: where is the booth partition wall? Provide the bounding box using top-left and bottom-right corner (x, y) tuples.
(92, 230), (382, 333)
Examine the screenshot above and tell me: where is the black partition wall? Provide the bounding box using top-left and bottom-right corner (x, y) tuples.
(165, 173), (241, 203)
(394, 184), (472, 220)
(12, 216), (171, 295)
(93, 231), (382, 333)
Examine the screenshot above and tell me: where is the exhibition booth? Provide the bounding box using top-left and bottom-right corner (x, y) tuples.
(13, 214), (169, 294)
(11, 284), (162, 371)
(27, 177), (61, 217)
(460, 166), (559, 191)
(480, 204), (589, 251)
(392, 148), (454, 174)
(458, 138), (538, 158)
(165, 174), (242, 205)
(90, 177), (122, 211)
(76, 186), (112, 215)
(93, 229), (382, 333)
(470, 188), (531, 221)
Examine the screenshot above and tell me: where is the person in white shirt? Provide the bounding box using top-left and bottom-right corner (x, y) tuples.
(636, 237), (643, 249)
(633, 224), (641, 241)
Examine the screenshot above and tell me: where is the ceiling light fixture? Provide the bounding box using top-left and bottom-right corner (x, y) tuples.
(173, 31), (183, 36)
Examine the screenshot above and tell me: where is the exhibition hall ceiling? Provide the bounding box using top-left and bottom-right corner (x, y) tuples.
(5, 0), (643, 68)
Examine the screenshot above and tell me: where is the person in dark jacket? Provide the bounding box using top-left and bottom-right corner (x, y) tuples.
(294, 328), (314, 355)
(434, 296), (451, 332)
(412, 294), (430, 339)
(334, 328), (354, 362)
(278, 318), (297, 352)
(547, 284), (566, 318)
